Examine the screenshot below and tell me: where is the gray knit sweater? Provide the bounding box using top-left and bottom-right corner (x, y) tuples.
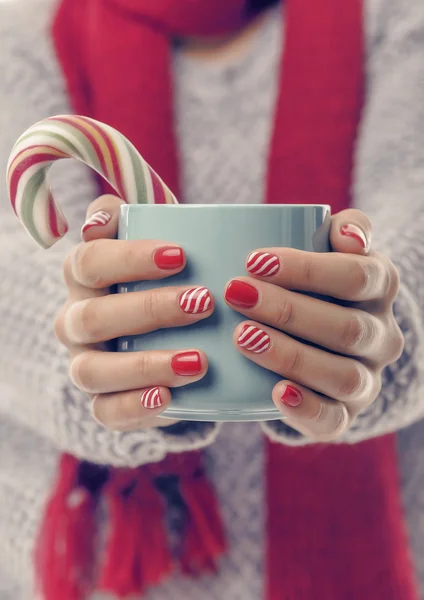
(1, 0), (424, 598)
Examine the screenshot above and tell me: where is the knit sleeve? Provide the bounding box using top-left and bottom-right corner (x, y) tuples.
(0, 0), (219, 468)
(262, 0), (424, 446)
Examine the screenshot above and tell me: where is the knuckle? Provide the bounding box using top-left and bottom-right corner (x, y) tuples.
(69, 352), (95, 393)
(91, 395), (114, 429)
(133, 352), (155, 377)
(53, 306), (68, 345)
(63, 254), (74, 287)
(371, 374), (383, 401)
(377, 256), (394, 300)
(388, 321), (405, 363)
(393, 330), (405, 362)
(140, 290), (160, 324)
(72, 240), (105, 288)
(301, 256), (314, 286)
(349, 259), (372, 299)
(337, 362), (367, 401)
(139, 289), (176, 328)
(275, 299), (295, 329)
(386, 261), (401, 300)
(75, 298), (101, 342)
(341, 314), (379, 354)
(341, 315), (365, 352)
(281, 346), (304, 378)
(312, 404), (350, 442)
(309, 400), (326, 424)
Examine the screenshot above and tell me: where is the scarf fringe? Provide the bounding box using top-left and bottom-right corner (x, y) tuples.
(34, 454), (97, 600)
(97, 469), (172, 597)
(179, 467), (227, 575)
(35, 453), (227, 600)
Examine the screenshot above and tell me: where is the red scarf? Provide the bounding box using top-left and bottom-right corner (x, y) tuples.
(37, 1), (418, 598)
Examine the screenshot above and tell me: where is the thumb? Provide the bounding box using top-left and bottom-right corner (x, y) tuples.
(80, 194), (125, 242)
(330, 208), (372, 255)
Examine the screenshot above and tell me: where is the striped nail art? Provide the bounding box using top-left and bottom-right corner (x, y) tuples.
(81, 210), (111, 234)
(340, 224), (369, 251)
(247, 252), (280, 276)
(179, 287), (212, 314)
(238, 324), (271, 353)
(141, 387), (162, 409)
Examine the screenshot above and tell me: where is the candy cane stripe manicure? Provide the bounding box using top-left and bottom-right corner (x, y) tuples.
(238, 325), (271, 353)
(180, 287), (212, 314)
(141, 387), (162, 409)
(340, 224), (369, 250)
(247, 252), (280, 276)
(81, 210), (112, 234)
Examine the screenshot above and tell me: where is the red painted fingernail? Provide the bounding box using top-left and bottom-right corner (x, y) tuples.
(171, 351), (202, 376)
(154, 246), (184, 270)
(247, 252), (280, 276)
(179, 287), (212, 314)
(81, 211), (112, 234)
(225, 280), (259, 308)
(141, 387), (163, 409)
(238, 324), (270, 353)
(280, 385), (303, 407)
(340, 224), (368, 250)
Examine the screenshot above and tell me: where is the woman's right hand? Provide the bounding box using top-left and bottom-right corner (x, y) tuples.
(54, 195), (213, 431)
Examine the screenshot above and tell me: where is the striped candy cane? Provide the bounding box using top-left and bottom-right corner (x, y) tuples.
(6, 115), (178, 248)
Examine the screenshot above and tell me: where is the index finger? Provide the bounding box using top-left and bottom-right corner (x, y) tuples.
(68, 238), (186, 290)
(62, 195), (126, 301)
(246, 248), (390, 302)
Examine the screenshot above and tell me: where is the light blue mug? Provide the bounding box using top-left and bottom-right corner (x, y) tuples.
(118, 204), (331, 422)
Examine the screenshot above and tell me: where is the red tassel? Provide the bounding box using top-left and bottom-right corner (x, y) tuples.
(97, 468), (172, 598)
(34, 454), (97, 600)
(36, 450), (226, 599)
(175, 456), (227, 575)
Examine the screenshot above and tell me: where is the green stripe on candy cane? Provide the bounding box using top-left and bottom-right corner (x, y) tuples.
(122, 136), (149, 204)
(20, 168), (52, 249)
(46, 121), (100, 168)
(16, 129), (87, 164)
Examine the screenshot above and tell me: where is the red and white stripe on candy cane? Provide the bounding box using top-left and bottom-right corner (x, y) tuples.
(6, 115), (178, 249)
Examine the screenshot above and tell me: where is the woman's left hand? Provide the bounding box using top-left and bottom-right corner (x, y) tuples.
(224, 209), (404, 441)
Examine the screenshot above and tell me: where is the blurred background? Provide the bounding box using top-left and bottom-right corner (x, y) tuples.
(1, 1), (424, 600)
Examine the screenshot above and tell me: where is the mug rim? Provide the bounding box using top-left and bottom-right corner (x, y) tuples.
(122, 203), (331, 209)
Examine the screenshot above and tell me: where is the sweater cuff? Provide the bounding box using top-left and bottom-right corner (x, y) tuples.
(60, 386), (220, 468)
(158, 420), (221, 453)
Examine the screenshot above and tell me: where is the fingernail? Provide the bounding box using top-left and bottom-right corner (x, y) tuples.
(247, 252), (280, 276)
(171, 351), (202, 376)
(141, 387), (163, 409)
(179, 287), (212, 314)
(225, 280), (259, 308)
(238, 324), (270, 353)
(280, 385), (302, 407)
(154, 246), (184, 270)
(81, 211), (111, 234)
(340, 224), (369, 250)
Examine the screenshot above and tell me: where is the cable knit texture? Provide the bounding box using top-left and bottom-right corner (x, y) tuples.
(0, 0), (424, 598)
